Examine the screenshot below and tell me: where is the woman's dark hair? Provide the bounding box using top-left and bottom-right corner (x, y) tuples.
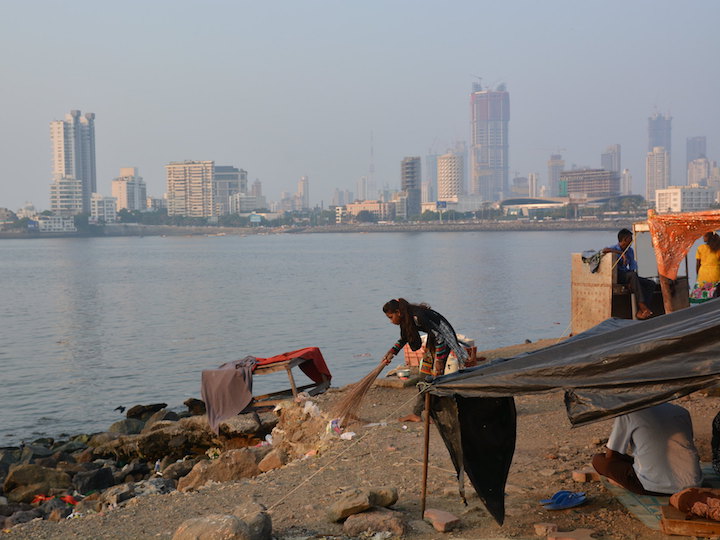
(383, 298), (431, 351)
(707, 232), (720, 253)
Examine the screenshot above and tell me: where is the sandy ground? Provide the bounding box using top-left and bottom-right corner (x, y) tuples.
(5, 339), (719, 539)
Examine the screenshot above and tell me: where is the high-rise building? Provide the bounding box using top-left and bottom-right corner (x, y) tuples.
(621, 169), (633, 195)
(646, 147), (670, 203)
(688, 157), (712, 186)
(111, 167), (147, 212)
(648, 112), (672, 152)
(601, 145), (621, 173)
(298, 176), (310, 210)
(561, 169), (620, 198)
(648, 112), (671, 185)
(356, 176), (369, 201)
(49, 110), (96, 214)
(470, 83), (510, 201)
(250, 179), (263, 198)
(656, 185), (715, 213)
(49, 176), (84, 217)
(687, 136), (707, 180)
(400, 156), (422, 218)
(214, 166), (247, 215)
(165, 161), (215, 217)
(547, 154), (565, 197)
(437, 151), (464, 200)
(528, 173), (539, 198)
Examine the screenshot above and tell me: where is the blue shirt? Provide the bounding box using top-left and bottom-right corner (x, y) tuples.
(607, 243), (638, 272)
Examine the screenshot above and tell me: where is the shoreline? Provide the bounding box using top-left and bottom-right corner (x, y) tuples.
(0, 218), (634, 240)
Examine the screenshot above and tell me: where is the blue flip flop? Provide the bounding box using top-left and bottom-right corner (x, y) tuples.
(539, 490), (585, 505)
(542, 491), (587, 510)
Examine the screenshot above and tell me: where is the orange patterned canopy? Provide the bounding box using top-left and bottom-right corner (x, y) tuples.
(646, 209), (720, 280)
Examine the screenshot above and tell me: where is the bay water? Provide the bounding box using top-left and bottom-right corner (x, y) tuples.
(1, 230), (613, 442)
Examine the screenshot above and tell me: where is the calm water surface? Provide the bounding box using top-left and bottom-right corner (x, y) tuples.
(1, 230), (613, 442)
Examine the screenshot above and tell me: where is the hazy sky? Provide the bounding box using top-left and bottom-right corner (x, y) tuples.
(1, 0), (719, 211)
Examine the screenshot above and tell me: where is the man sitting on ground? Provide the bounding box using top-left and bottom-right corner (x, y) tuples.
(592, 402), (703, 495)
(603, 228), (655, 320)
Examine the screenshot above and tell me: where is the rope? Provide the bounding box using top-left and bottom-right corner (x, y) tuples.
(266, 390), (421, 512)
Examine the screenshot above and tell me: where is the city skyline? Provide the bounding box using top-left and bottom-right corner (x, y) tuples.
(1, 1), (719, 211)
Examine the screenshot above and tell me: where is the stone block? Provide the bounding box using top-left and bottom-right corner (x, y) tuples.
(423, 507), (460, 532)
(343, 507), (406, 537)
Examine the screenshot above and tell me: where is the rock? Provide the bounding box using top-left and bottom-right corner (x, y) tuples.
(257, 412), (279, 431)
(126, 403), (168, 421)
(3, 464), (72, 503)
(134, 477), (176, 496)
(5, 507), (43, 526)
(162, 459), (199, 481)
(113, 459), (150, 484)
(219, 414), (261, 436)
(108, 418), (145, 435)
(141, 420), (178, 434)
(55, 461), (93, 476)
(572, 468), (600, 482)
(535, 522), (559, 535)
(52, 440), (87, 454)
(343, 507), (407, 537)
(0, 448), (22, 471)
(423, 508), (460, 532)
(87, 432), (122, 447)
(20, 444), (53, 463)
(184, 398), (206, 416)
(172, 514), (251, 540)
(0, 502), (32, 517)
(326, 489), (373, 522)
(38, 496), (73, 519)
(73, 466), (115, 494)
(258, 449), (287, 472)
(97, 484), (135, 507)
(177, 449), (260, 492)
(136, 424), (215, 462)
(143, 409), (180, 432)
(368, 487), (398, 507)
(233, 502), (272, 540)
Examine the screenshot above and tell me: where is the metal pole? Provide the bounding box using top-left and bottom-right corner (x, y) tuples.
(420, 391), (431, 516)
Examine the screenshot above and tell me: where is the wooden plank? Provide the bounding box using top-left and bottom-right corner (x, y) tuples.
(660, 505), (720, 536)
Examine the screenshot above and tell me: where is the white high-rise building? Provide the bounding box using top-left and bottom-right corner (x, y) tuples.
(646, 147), (670, 203)
(112, 167), (147, 212)
(49, 110), (96, 214)
(90, 194), (118, 224)
(688, 157), (712, 186)
(528, 173), (539, 198)
(621, 169), (633, 196)
(437, 152), (464, 200)
(49, 176), (84, 217)
(165, 161), (215, 217)
(298, 176), (310, 210)
(470, 83), (510, 201)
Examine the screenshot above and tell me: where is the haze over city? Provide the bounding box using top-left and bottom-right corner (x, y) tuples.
(1, 0), (719, 211)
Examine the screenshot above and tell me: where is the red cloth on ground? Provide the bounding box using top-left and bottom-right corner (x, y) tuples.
(254, 346), (332, 383)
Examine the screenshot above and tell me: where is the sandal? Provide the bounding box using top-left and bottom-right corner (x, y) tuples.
(542, 491), (587, 510)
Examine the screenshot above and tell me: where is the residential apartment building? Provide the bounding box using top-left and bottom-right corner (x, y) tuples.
(344, 200), (395, 221)
(646, 147), (670, 203)
(90, 194), (118, 224)
(601, 145), (622, 173)
(214, 166), (247, 215)
(655, 185), (715, 213)
(547, 154), (565, 197)
(49, 110), (96, 214)
(648, 112), (672, 185)
(165, 161), (215, 217)
(111, 167), (147, 212)
(561, 169), (620, 198)
(437, 151), (464, 201)
(470, 83), (510, 201)
(400, 156), (422, 218)
(49, 176), (84, 217)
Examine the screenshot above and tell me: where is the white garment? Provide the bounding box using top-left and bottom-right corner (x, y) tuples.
(607, 403), (703, 494)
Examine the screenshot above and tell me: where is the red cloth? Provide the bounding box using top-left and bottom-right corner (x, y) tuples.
(254, 346), (332, 383)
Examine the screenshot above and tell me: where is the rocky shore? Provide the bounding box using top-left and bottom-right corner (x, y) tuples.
(3, 339), (717, 539)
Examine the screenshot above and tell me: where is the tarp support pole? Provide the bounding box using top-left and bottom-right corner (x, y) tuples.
(420, 391), (431, 516)
(660, 275), (676, 314)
